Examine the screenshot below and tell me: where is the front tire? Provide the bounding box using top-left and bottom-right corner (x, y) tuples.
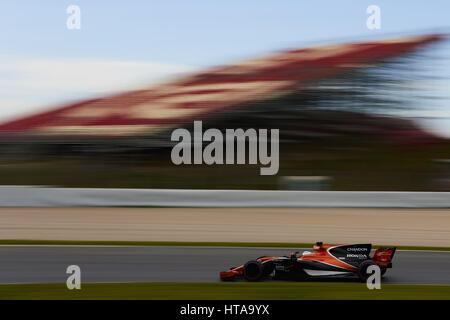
(243, 260), (264, 281)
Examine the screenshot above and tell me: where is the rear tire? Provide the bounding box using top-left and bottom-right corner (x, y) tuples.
(243, 260), (264, 281)
(357, 260), (378, 282)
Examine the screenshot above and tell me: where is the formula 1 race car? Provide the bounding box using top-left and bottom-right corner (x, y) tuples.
(220, 242), (396, 282)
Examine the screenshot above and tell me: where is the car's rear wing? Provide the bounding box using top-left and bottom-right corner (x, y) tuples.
(372, 247), (396, 268)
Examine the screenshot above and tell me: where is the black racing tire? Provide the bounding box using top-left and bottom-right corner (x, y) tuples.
(357, 260), (378, 282)
(243, 260), (264, 282)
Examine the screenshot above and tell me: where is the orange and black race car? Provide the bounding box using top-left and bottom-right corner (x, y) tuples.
(220, 242), (396, 282)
